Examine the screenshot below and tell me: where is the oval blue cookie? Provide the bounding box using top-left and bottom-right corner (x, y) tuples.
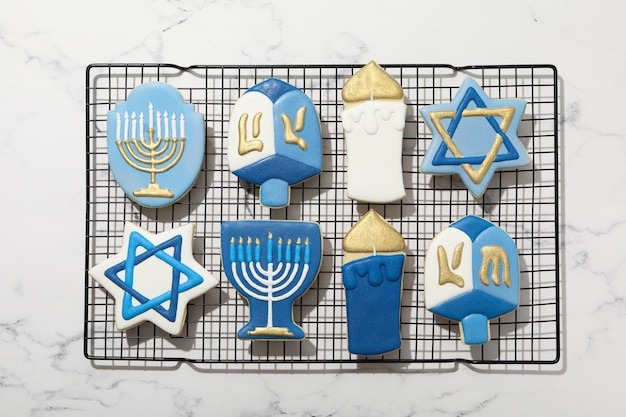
(107, 82), (205, 208)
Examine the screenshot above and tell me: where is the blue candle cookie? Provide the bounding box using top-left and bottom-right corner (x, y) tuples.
(341, 210), (406, 355)
(88, 222), (219, 335)
(420, 78), (530, 197)
(107, 82), (205, 208)
(227, 78), (322, 208)
(424, 216), (520, 345)
(221, 220), (322, 340)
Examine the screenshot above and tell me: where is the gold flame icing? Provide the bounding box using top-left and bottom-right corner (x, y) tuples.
(342, 61), (404, 107)
(342, 210), (405, 259)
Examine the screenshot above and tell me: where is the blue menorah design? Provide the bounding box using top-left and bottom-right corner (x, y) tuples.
(221, 220), (322, 340)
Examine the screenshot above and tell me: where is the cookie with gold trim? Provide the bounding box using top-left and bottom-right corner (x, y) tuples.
(424, 215), (520, 345)
(341, 61), (407, 203)
(420, 78), (530, 197)
(227, 78), (322, 208)
(221, 220), (323, 340)
(341, 210), (406, 355)
(107, 82), (205, 208)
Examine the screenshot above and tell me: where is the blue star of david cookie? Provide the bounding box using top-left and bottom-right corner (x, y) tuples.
(420, 78), (530, 197)
(88, 222), (218, 335)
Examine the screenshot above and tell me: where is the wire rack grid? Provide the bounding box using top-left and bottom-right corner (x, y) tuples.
(85, 63), (560, 369)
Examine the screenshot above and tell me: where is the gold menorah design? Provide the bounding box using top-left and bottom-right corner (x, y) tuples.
(115, 106), (186, 198)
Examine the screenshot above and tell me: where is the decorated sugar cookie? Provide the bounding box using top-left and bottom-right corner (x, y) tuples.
(424, 216), (520, 345)
(227, 78), (322, 208)
(341, 210), (406, 355)
(341, 61), (407, 203)
(221, 220), (322, 340)
(88, 222), (218, 335)
(107, 82), (205, 208)
(420, 78), (530, 197)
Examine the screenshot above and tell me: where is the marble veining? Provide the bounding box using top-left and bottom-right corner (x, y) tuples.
(1, 0), (625, 415)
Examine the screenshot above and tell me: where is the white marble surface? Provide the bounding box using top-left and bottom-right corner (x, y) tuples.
(0, 0), (623, 415)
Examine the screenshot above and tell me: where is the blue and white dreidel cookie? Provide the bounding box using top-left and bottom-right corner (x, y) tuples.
(107, 82), (205, 208)
(424, 216), (520, 345)
(88, 222), (219, 335)
(341, 61), (407, 203)
(420, 78), (530, 197)
(342, 210), (406, 355)
(221, 220), (322, 340)
(227, 78), (322, 208)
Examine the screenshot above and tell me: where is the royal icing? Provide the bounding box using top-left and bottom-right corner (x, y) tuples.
(424, 216), (520, 345)
(221, 220), (322, 340)
(420, 77), (530, 197)
(107, 82), (205, 208)
(88, 222), (218, 335)
(342, 210), (406, 355)
(227, 78), (322, 208)
(341, 61), (407, 203)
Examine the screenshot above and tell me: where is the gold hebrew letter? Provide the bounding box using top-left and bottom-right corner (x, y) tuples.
(238, 112), (264, 155)
(281, 106), (307, 150)
(437, 242), (465, 287)
(479, 245), (511, 287)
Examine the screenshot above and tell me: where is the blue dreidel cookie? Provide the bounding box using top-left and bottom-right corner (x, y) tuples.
(88, 222), (219, 335)
(107, 82), (205, 208)
(341, 210), (406, 355)
(420, 78), (530, 197)
(227, 78), (322, 208)
(424, 216), (520, 345)
(221, 220), (322, 340)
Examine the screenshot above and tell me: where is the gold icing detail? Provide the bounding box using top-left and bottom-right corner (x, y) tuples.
(342, 61), (404, 104)
(437, 243), (465, 287)
(237, 112), (264, 155)
(428, 107), (516, 184)
(452, 241), (464, 270)
(479, 245), (511, 287)
(247, 327), (294, 337)
(116, 127), (184, 198)
(252, 112), (262, 138)
(281, 106), (307, 150)
(295, 106), (306, 131)
(343, 209), (405, 253)
(132, 183), (174, 198)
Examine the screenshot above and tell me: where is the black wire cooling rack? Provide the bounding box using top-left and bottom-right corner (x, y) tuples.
(85, 63), (560, 369)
